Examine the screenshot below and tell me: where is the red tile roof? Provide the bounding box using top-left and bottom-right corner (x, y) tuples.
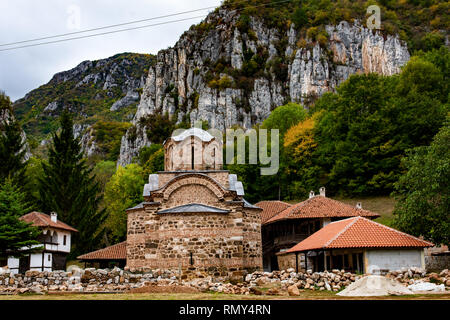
(286, 216), (433, 253)
(77, 242), (127, 260)
(255, 200), (291, 224)
(21, 211), (78, 232)
(265, 196), (379, 225)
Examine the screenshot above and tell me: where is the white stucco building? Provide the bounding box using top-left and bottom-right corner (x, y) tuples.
(7, 212), (77, 274)
(280, 216), (433, 273)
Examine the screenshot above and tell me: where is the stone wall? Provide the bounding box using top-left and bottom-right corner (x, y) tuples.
(277, 252), (312, 271)
(278, 253), (298, 271)
(426, 256), (450, 272)
(2, 267), (447, 295)
(126, 172), (262, 276)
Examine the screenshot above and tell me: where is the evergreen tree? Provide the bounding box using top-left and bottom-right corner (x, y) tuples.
(0, 179), (41, 259)
(0, 92), (27, 184)
(39, 111), (106, 256)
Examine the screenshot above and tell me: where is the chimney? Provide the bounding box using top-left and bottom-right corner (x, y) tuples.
(309, 191), (315, 199)
(50, 212), (57, 223)
(356, 202), (362, 209)
(319, 187), (326, 197)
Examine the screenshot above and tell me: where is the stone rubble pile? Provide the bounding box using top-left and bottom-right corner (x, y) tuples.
(385, 268), (450, 288)
(0, 267), (448, 295)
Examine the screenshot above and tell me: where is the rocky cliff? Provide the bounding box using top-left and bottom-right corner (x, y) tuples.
(118, 9), (410, 166)
(13, 53), (155, 159)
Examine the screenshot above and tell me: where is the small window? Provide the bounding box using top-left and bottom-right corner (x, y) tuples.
(63, 235), (67, 246)
(48, 255), (51, 261)
(51, 231), (58, 243)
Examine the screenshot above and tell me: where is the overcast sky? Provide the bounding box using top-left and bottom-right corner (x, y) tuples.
(0, 0), (222, 101)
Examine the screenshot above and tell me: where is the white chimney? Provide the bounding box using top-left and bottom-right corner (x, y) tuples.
(319, 187), (326, 197)
(309, 191), (315, 199)
(356, 202), (362, 209)
(50, 212), (57, 223)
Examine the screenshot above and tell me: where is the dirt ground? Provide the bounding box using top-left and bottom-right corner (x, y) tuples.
(1, 290), (449, 300)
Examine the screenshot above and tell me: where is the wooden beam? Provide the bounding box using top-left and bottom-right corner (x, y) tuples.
(329, 249), (333, 270)
(304, 252), (307, 271)
(295, 253), (298, 273)
(323, 250), (327, 271)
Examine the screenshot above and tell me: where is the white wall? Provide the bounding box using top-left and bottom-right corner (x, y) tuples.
(29, 253), (52, 272)
(43, 228), (71, 253)
(365, 249), (424, 273)
(57, 230), (71, 253)
(322, 218), (332, 227)
(7, 257), (19, 274)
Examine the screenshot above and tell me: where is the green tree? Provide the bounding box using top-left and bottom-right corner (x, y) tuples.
(38, 111), (106, 256)
(260, 103), (307, 200)
(283, 112), (324, 198)
(142, 146), (164, 176)
(392, 120), (450, 246)
(0, 92), (27, 185)
(261, 102), (307, 141)
(92, 160), (116, 194)
(23, 157), (46, 210)
(312, 58), (446, 196)
(104, 164), (146, 242)
(0, 179), (41, 259)
(137, 144), (163, 166)
(139, 112), (175, 144)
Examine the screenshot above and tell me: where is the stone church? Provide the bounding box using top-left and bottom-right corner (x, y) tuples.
(124, 128), (262, 277)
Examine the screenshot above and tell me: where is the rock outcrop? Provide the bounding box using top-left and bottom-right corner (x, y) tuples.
(118, 9), (410, 166)
(13, 53), (155, 158)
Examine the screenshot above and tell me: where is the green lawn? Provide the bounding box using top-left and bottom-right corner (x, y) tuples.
(336, 196), (396, 226)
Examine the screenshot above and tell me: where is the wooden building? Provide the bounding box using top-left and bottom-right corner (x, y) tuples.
(78, 241), (127, 269)
(256, 188), (380, 271)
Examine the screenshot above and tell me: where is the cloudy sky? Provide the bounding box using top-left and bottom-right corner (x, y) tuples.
(0, 0), (222, 101)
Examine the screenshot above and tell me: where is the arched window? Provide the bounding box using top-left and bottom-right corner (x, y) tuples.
(51, 231), (58, 244)
(191, 144), (194, 170)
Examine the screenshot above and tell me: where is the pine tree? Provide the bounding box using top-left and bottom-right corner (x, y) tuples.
(0, 179), (41, 259)
(39, 111), (106, 256)
(0, 92), (27, 184)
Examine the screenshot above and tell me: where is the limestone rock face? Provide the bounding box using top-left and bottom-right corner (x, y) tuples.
(116, 11), (410, 166)
(13, 53), (153, 159)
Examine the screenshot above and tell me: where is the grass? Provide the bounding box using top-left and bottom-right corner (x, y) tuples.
(336, 196), (396, 226)
(1, 291), (448, 300)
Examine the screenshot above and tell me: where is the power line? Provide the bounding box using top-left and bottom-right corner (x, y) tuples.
(0, 16), (205, 52)
(0, 0), (293, 52)
(0, 0), (259, 47)
(0, 4), (224, 47)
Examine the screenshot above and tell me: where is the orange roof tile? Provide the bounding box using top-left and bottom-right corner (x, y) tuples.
(265, 196), (379, 224)
(286, 216), (433, 253)
(21, 211), (78, 232)
(77, 242), (127, 260)
(255, 200), (291, 224)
